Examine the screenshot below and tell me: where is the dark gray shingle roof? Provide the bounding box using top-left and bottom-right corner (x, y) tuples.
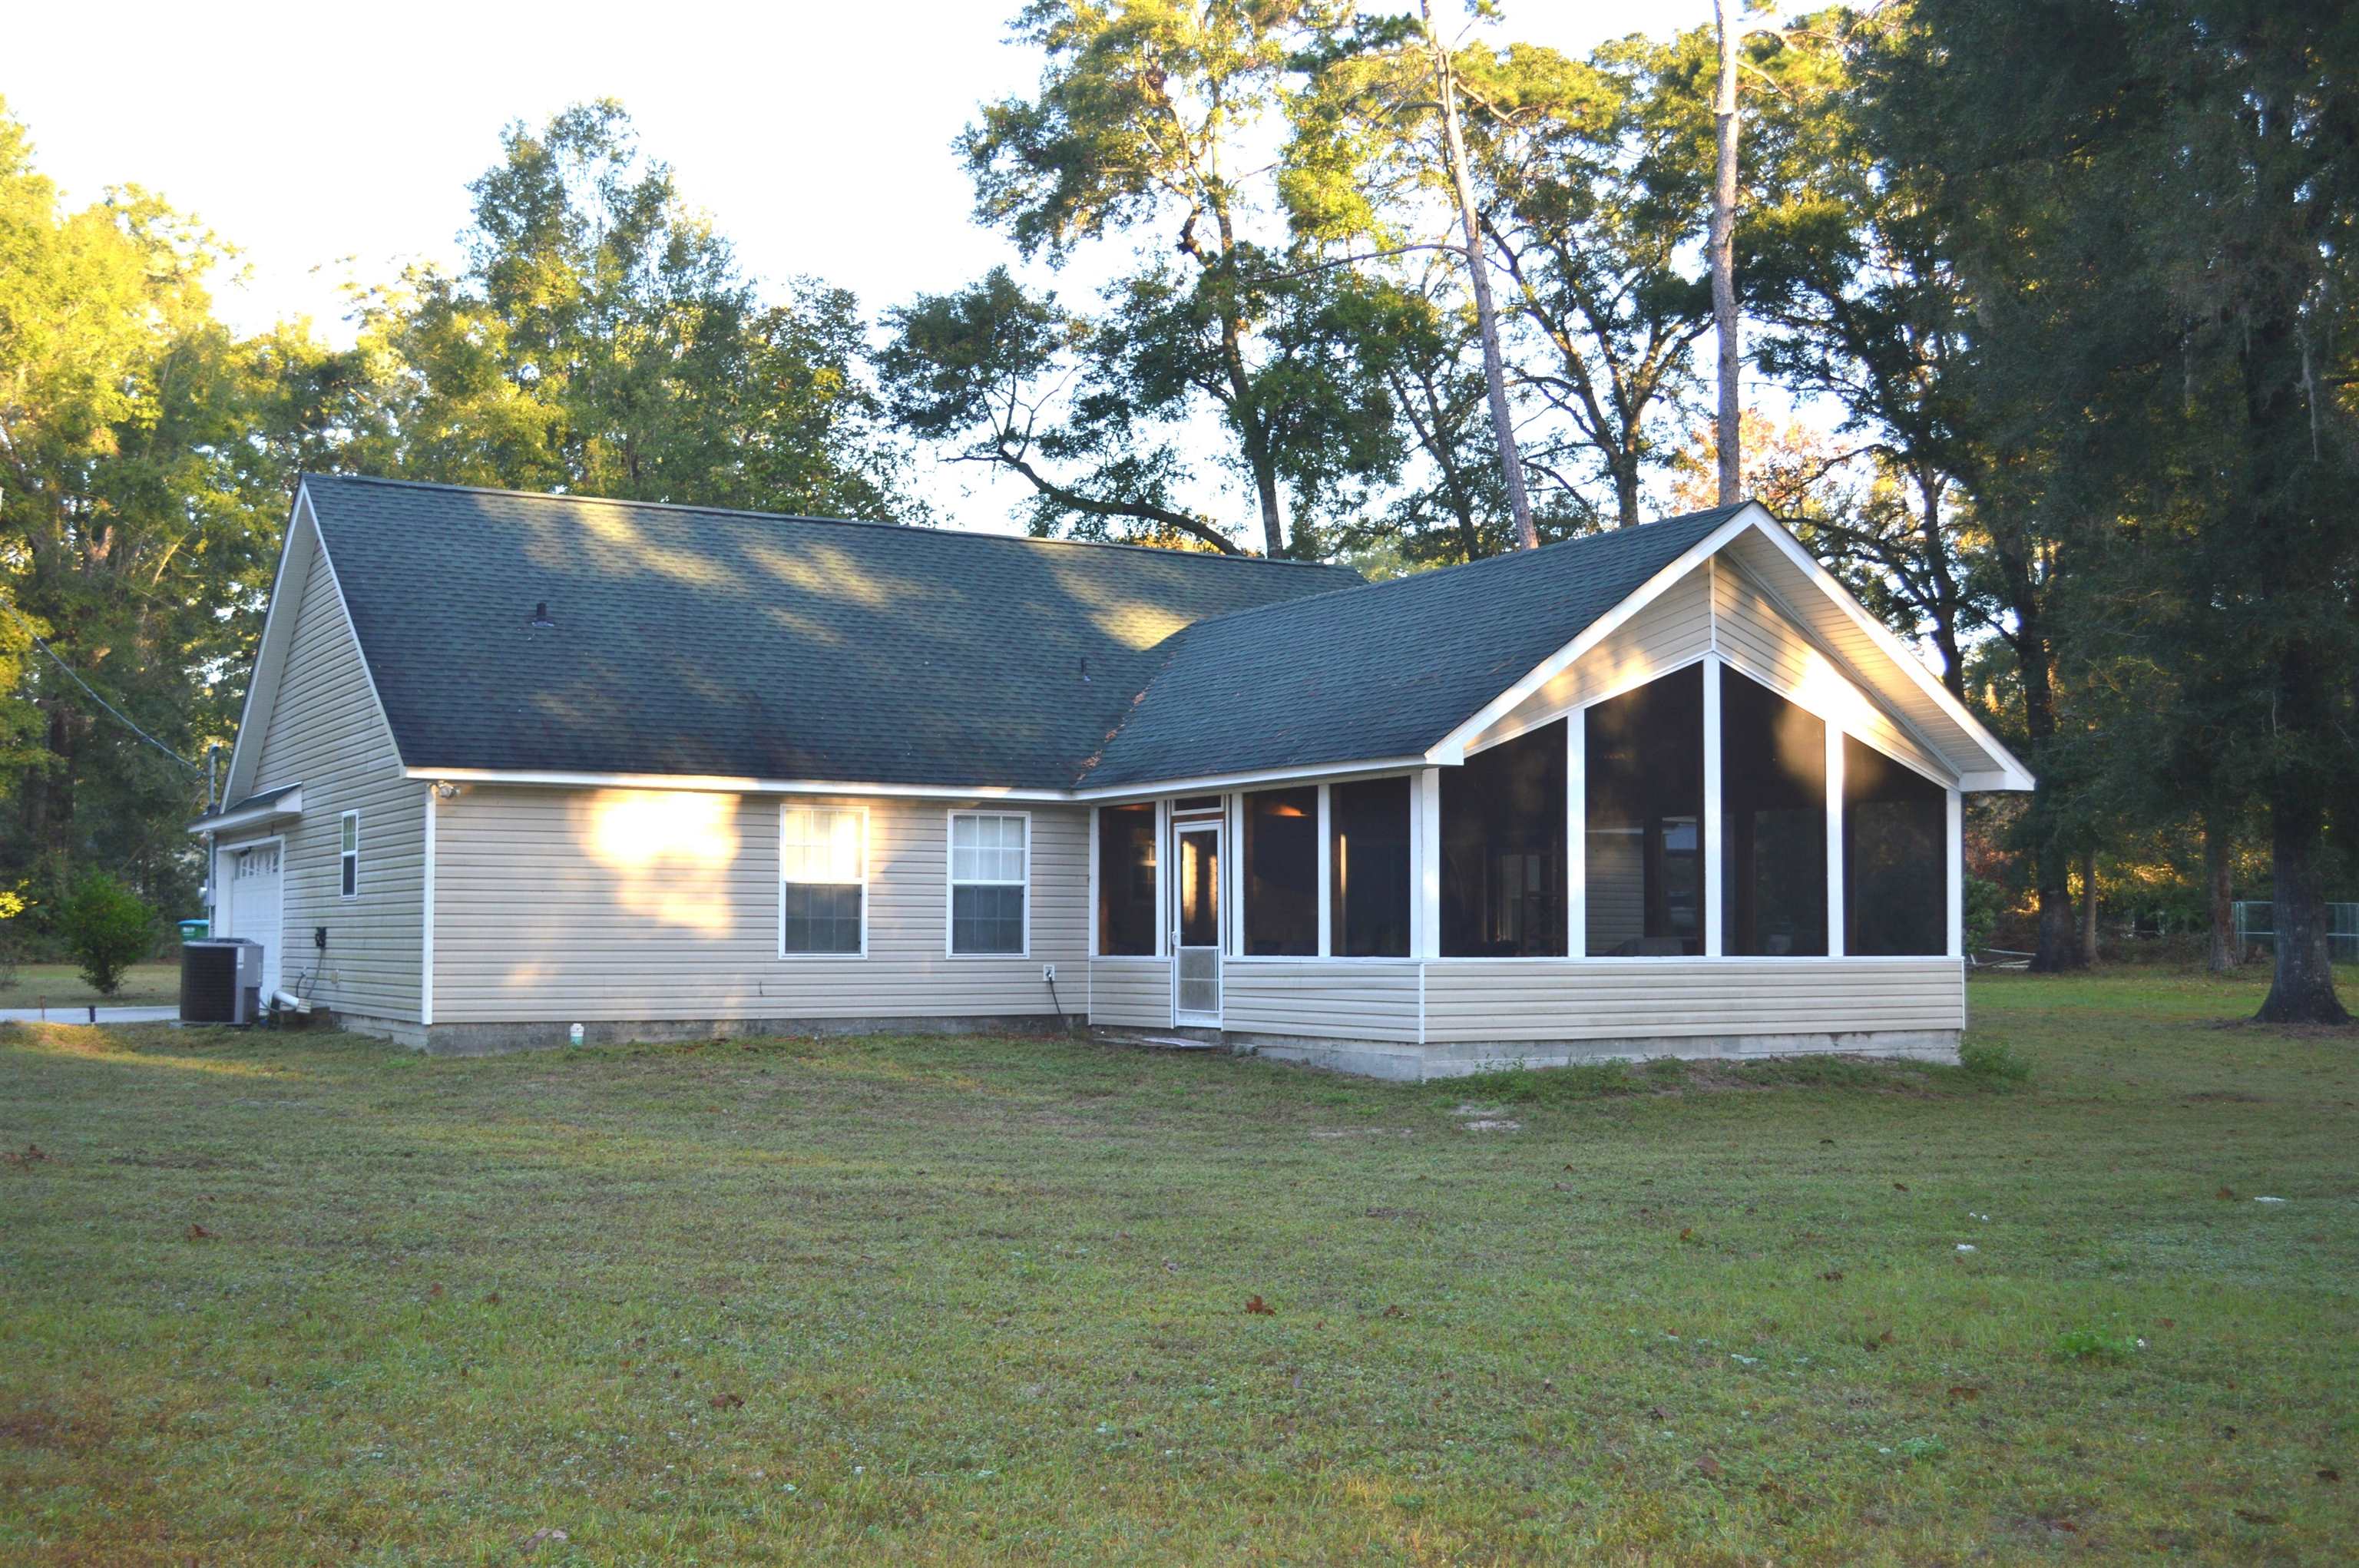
(303, 475), (1745, 792)
(1075, 504), (1747, 787)
(303, 475), (1362, 789)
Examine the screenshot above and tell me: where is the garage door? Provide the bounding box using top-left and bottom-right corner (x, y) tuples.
(224, 842), (283, 999)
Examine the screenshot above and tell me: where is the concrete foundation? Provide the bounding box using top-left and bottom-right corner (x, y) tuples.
(338, 1011), (1080, 1057)
(1211, 1027), (1964, 1083)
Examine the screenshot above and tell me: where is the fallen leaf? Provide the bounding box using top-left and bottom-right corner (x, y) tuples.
(482, 1292), (501, 1305)
(2234, 1509), (2278, 1525)
(186, 1223), (213, 1241)
(710, 1392), (743, 1410)
(1697, 1454), (1721, 1477)
(1379, 1305), (1405, 1319)
(1244, 1295), (1275, 1316)
(518, 1527), (570, 1550)
(2317, 1468), (2341, 1483)
(1820, 1270), (1845, 1282)
(1649, 1406), (1669, 1422)
(428, 1282), (444, 1299)
(2217, 1186), (2236, 1199)
(1893, 1182), (1909, 1192)
(1679, 1227), (1695, 1242)
(1819, 1137), (1835, 1145)
(1947, 1386), (1981, 1401)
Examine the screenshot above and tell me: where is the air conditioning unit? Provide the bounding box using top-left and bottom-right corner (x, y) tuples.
(180, 938), (264, 1025)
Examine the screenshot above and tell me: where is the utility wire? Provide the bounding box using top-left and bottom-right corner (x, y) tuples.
(1, 597), (201, 772)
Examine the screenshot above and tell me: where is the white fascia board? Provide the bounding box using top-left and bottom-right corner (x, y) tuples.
(1072, 756), (1429, 802)
(402, 766), (1074, 802)
(405, 755), (1434, 803)
(220, 488), (316, 804)
(1742, 520), (2036, 792)
(185, 787), (303, 837)
(1424, 508), (1765, 766)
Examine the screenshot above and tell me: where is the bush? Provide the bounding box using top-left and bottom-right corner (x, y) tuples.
(58, 873), (157, 998)
(1957, 1038), (2032, 1084)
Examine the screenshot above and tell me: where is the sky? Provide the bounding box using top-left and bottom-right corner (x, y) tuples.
(10, 0), (1719, 533)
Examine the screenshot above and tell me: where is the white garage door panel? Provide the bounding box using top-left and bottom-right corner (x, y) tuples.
(226, 842), (283, 998)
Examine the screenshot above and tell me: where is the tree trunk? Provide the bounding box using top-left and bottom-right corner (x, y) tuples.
(1613, 454), (1643, 530)
(1423, 1), (1536, 550)
(2078, 848), (2099, 965)
(2203, 813), (2238, 973)
(1915, 466), (1967, 700)
(1709, 0), (1742, 506)
(2255, 661), (2351, 1024)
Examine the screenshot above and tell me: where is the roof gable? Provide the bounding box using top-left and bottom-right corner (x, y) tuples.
(1078, 505), (1748, 789)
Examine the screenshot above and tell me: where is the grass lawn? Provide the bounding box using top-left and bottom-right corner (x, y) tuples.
(2, 971), (2354, 1564)
(0, 961), (180, 1011)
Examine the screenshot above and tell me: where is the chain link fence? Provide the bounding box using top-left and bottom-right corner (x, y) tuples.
(2232, 901), (2359, 962)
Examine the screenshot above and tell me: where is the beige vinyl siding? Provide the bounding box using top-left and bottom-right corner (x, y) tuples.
(1087, 958), (1175, 1028)
(1420, 958), (1964, 1043)
(243, 526), (424, 1021)
(1223, 959), (1422, 1042)
(1715, 541), (1957, 779)
(430, 789), (1086, 1023)
(1464, 563), (1715, 753)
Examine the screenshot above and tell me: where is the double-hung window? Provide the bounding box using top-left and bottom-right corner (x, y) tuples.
(780, 806), (866, 955)
(949, 812), (1027, 955)
(339, 812), (359, 898)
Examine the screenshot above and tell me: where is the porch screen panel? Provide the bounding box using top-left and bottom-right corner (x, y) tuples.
(1330, 777), (1411, 958)
(1585, 664), (1704, 956)
(1097, 803), (1157, 955)
(1719, 670), (1828, 956)
(1243, 788), (1318, 955)
(1842, 737), (1947, 955)
(1441, 719), (1567, 957)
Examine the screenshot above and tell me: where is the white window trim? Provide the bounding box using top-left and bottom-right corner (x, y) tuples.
(339, 810), (359, 900)
(945, 808), (1031, 958)
(778, 803), (870, 960)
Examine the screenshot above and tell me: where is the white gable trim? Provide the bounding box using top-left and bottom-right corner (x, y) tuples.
(1424, 508), (1765, 767)
(1741, 521), (2033, 791)
(222, 481), (405, 804)
(1424, 507), (2033, 792)
(219, 489), (314, 805)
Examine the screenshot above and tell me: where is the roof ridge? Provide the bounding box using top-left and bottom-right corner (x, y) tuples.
(300, 471), (1358, 574)
(1136, 503), (1755, 644)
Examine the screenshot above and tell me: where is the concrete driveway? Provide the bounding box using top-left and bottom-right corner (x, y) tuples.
(0, 1005), (180, 1025)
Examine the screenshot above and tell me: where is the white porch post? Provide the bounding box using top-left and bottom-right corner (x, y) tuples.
(1087, 806), (1100, 959)
(1825, 724), (1847, 957)
(1946, 785), (1964, 960)
(1414, 766), (1442, 958)
(1315, 783), (1332, 957)
(1236, 787), (1255, 961)
(1567, 707), (1586, 958)
(1153, 799), (1170, 958)
(1702, 655), (1723, 958)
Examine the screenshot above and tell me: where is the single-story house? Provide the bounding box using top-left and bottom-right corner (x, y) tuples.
(190, 474), (2030, 1078)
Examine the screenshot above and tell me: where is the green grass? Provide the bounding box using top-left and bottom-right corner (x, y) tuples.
(1, 970), (2354, 1564)
(0, 961), (180, 1010)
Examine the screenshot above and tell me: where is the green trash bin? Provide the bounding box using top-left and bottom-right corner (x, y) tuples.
(178, 918), (209, 942)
